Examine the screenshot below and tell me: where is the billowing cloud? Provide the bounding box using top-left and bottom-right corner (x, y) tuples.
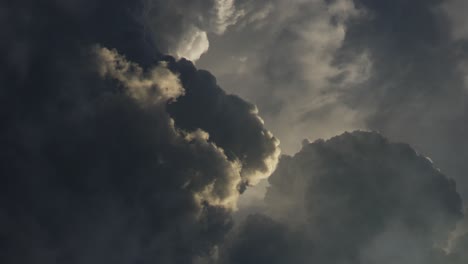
(166, 57), (280, 190)
(1, 45), (237, 263)
(173, 27), (210, 61)
(198, 0), (371, 154)
(95, 46), (184, 104)
(222, 131), (463, 264)
(142, 0), (243, 61)
(0, 1), (279, 263)
(198, 0), (468, 203)
(3, 1), (468, 263)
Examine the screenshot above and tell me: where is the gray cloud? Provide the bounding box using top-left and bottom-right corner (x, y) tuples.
(198, 0), (468, 202)
(339, 0), (468, 200)
(222, 131), (463, 264)
(220, 214), (312, 264)
(3, 1), (468, 263)
(198, 0), (369, 154)
(0, 1), (279, 263)
(166, 58), (280, 190)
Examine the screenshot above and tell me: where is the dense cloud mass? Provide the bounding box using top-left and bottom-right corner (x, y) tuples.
(222, 131), (465, 264)
(0, 0), (278, 263)
(2, 0), (468, 264)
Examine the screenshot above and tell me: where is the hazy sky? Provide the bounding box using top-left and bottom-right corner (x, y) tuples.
(1, 0), (468, 263)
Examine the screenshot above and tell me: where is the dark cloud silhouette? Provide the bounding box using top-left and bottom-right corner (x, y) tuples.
(222, 131), (463, 264)
(0, 1), (278, 263)
(166, 58), (279, 190)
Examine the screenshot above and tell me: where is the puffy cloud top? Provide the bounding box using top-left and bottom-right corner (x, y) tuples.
(223, 131), (464, 264)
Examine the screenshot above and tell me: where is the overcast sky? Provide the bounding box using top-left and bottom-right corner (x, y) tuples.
(2, 0), (468, 263)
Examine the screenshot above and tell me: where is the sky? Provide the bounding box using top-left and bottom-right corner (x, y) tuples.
(1, 0), (468, 263)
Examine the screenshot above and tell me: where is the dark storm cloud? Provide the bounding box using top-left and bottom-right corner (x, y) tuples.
(1, 45), (232, 264)
(222, 131), (464, 264)
(166, 58), (279, 190)
(0, 0), (279, 263)
(4, 0), (468, 263)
